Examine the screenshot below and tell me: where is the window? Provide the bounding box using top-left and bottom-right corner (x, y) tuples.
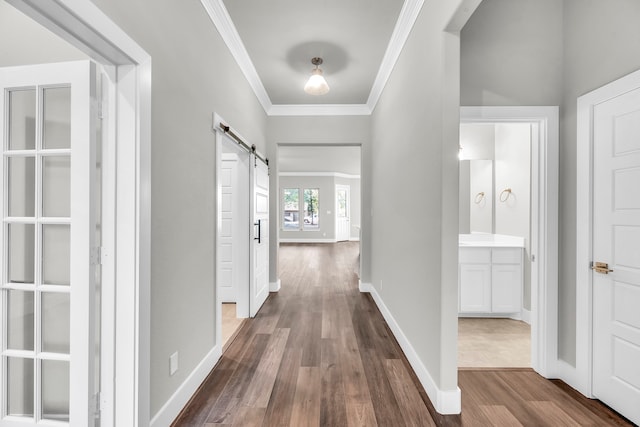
(303, 188), (319, 230)
(282, 187), (320, 231)
(282, 188), (299, 230)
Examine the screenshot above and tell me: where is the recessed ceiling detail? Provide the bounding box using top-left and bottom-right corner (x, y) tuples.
(200, 0), (425, 116)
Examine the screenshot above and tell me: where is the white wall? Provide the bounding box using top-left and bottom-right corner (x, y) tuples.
(460, 0), (640, 365)
(90, 0), (268, 417)
(468, 159), (493, 233)
(494, 123), (531, 310)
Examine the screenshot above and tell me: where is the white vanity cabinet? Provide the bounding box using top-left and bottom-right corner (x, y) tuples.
(459, 246), (523, 315)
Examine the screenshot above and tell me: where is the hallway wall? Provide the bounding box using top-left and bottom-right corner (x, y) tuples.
(90, 0), (268, 418)
(369, 0), (479, 410)
(460, 0), (640, 367)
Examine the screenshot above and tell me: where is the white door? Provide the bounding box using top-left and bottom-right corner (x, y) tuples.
(0, 61), (97, 426)
(220, 153), (238, 303)
(336, 184), (350, 242)
(249, 156), (269, 317)
(592, 85), (640, 425)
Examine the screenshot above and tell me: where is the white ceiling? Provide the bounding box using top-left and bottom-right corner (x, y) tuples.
(278, 146), (361, 176)
(202, 0), (423, 115)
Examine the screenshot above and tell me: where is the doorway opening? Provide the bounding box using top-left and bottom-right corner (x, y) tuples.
(1, 1), (151, 425)
(459, 107), (559, 377)
(219, 136), (250, 350)
(214, 114), (271, 354)
(276, 144), (362, 285)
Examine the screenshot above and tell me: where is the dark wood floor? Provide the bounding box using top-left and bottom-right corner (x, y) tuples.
(173, 242), (633, 426)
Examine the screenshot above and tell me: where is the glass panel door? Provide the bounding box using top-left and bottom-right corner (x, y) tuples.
(1, 61), (96, 426)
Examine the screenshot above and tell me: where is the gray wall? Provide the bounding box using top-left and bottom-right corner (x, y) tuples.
(267, 116), (371, 283)
(0, 2), (86, 66)
(90, 0), (268, 416)
(461, 0), (640, 365)
(369, 0), (468, 393)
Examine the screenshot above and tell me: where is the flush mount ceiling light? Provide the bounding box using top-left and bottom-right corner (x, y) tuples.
(304, 57), (330, 95)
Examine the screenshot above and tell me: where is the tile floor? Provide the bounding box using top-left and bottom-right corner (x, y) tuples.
(458, 317), (531, 368)
(222, 303), (245, 349)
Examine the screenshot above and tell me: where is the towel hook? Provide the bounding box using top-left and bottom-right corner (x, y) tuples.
(474, 192), (485, 204)
(499, 188), (512, 202)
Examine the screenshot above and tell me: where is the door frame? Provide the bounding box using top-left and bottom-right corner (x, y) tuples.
(7, 1), (152, 425)
(460, 106), (559, 378)
(575, 68), (640, 398)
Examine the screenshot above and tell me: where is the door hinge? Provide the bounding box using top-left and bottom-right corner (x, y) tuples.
(90, 247), (103, 266)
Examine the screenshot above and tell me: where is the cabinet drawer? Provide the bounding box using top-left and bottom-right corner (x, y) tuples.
(459, 248), (491, 264)
(492, 248), (522, 264)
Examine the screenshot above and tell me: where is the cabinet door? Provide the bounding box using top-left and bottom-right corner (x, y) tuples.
(459, 264), (491, 312)
(491, 264), (522, 312)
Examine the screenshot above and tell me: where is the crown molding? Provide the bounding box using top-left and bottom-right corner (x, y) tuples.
(269, 104), (371, 116)
(366, 0), (425, 112)
(279, 172), (361, 179)
(201, 0), (423, 117)
(200, 0), (272, 113)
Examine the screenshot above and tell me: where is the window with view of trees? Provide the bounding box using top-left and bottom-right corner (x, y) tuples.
(303, 188), (319, 230)
(283, 188), (299, 230)
(282, 187), (320, 231)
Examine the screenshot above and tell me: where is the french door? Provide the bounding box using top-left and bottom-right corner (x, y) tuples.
(0, 61), (98, 426)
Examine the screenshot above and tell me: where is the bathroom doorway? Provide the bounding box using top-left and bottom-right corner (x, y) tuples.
(458, 107), (559, 376)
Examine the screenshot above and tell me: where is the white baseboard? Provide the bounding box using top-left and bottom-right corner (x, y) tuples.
(556, 358), (591, 398)
(521, 308), (531, 324)
(270, 279), (281, 292)
(150, 345), (222, 427)
(349, 237), (360, 242)
(366, 285), (461, 414)
(359, 281), (372, 293)
(279, 238), (336, 243)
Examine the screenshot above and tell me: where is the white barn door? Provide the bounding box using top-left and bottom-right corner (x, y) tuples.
(592, 83), (640, 425)
(0, 61), (97, 426)
(249, 156), (269, 317)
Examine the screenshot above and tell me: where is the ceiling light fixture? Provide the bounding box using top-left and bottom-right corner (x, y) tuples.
(304, 57), (330, 95)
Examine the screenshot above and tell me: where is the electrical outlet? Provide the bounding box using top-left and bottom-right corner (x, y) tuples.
(170, 352), (179, 376)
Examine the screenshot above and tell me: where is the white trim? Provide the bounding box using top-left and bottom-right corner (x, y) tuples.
(359, 281), (372, 293)
(279, 238), (336, 244)
(199, 0), (272, 113)
(521, 308), (531, 325)
(268, 104), (371, 116)
(575, 67), (640, 399)
(198, 0), (424, 116)
(7, 2), (153, 425)
(366, 0), (425, 111)
(269, 279), (281, 292)
(365, 285), (461, 414)
(279, 172), (361, 179)
(149, 346), (222, 427)
(349, 237), (361, 242)
(460, 106), (559, 379)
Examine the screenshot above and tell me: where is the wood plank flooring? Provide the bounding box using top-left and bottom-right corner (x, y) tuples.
(172, 242), (633, 427)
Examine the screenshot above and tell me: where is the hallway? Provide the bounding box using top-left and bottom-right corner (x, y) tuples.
(173, 243), (632, 426)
